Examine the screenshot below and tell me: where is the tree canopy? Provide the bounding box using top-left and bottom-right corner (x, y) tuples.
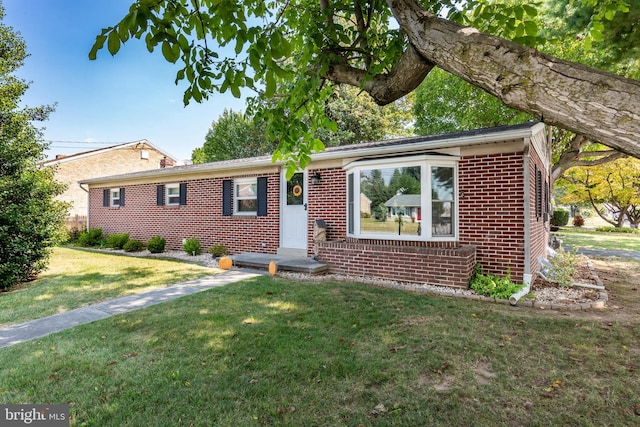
(90, 0), (640, 174)
(193, 85), (413, 164)
(558, 156), (640, 227)
(0, 3), (68, 290)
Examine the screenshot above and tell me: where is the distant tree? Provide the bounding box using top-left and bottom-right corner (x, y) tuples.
(413, 68), (532, 135)
(0, 4), (67, 290)
(194, 86), (414, 163)
(558, 157), (640, 228)
(193, 109), (272, 163)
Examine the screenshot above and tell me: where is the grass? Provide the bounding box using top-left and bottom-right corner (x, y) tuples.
(1, 251), (639, 425)
(0, 247), (219, 327)
(556, 227), (640, 252)
(360, 217), (420, 235)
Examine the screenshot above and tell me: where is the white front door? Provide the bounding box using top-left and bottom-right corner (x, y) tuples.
(280, 170), (308, 252)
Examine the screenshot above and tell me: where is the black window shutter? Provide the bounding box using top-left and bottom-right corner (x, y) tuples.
(103, 189), (109, 207)
(257, 177), (268, 216)
(179, 183), (187, 205)
(120, 188), (125, 206)
(157, 185), (165, 206)
(222, 180), (232, 216)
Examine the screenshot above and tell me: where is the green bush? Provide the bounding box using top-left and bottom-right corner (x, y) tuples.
(550, 209), (569, 227)
(595, 226), (639, 233)
(208, 244), (228, 257)
(78, 228), (104, 247)
(470, 264), (524, 299)
(123, 239), (145, 252)
(183, 238), (201, 256)
(106, 232), (130, 249)
(572, 215), (585, 227)
(147, 236), (166, 253)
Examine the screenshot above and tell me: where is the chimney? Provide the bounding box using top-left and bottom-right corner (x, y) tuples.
(56, 154), (66, 160)
(160, 156), (174, 168)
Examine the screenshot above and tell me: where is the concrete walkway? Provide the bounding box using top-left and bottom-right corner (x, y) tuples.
(0, 270), (261, 349)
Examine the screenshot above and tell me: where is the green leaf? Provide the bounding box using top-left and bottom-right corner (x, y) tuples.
(162, 41), (180, 63)
(88, 35), (107, 60)
(523, 21), (538, 37)
(107, 30), (121, 56)
(522, 5), (537, 17)
(264, 71), (276, 98)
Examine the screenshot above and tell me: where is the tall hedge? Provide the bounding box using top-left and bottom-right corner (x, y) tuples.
(0, 8), (67, 290)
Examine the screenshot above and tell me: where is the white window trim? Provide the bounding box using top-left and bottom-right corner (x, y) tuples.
(165, 183), (180, 206)
(110, 188), (121, 207)
(234, 177), (258, 215)
(346, 157), (459, 242)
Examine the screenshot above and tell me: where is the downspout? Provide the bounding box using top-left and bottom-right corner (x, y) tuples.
(79, 182), (89, 230)
(510, 139), (533, 306)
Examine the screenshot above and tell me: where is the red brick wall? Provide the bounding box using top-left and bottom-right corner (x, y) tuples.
(306, 167), (346, 257)
(458, 152), (526, 281)
(88, 172), (281, 254)
(88, 149), (546, 287)
(318, 240), (476, 288)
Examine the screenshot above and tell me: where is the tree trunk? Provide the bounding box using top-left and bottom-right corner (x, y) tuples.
(385, 0), (640, 159)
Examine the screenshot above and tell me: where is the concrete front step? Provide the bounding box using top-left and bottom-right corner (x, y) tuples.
(231, 252), (328, 275)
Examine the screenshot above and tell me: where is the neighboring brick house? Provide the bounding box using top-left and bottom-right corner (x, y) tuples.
(80, 123), (551, 289)
(41, 140), (177, 224)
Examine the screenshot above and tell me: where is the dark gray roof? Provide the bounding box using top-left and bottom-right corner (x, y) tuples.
(80, 121), (542, 185)
(384, 194), (422, 207)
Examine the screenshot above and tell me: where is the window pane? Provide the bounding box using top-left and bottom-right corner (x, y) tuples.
(237, 183), (257, 198)
(237, 199), (257, 212)
(287, 172), (304, 205)
(432, 167), (454, 200)
(432, 201), (453, 236)
(359, 166), (421, 236)
(111, 189), (120, 206)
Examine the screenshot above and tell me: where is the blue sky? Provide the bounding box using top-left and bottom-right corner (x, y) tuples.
(4, 0), (247, 162)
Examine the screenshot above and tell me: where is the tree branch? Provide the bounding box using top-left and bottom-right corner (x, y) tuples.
(386, 0), (640, 158)
(324, 42), (434, 105)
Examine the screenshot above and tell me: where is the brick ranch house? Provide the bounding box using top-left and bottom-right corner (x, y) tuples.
(80, 122), (551, 289)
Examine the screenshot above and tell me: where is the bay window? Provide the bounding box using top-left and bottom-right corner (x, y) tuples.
(346, 156), (457, 240)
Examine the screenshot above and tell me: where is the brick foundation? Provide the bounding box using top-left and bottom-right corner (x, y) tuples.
(318, 240), (476, 288)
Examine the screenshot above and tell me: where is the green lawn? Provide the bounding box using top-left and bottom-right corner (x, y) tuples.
(556, 227), (640, 252)
(1, 251), (639, 426)
(360, 217), (420, 235)
(0, 247), (218, 327)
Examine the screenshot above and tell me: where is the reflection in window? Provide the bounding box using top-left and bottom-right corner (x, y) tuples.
(166, 184), (180, 205)
(432, 166), (454, 236)
(359, 166), (421, 236)
(236, 178), (257, 213)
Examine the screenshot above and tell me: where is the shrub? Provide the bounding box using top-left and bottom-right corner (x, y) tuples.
(123, 239), (145, 252)
(595, 226), (639, 233)
(572, 215), (585, 227)
(147, 236), (166, 253)
(183, 238), (201, 256)
(470, 264), (524, 299)
(78, 228), (104, 247)
(208, 244), (229, 257)
(106, 232), (130, 249)
(550, 209), (569, 227)
(548, 247), (580, 287)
